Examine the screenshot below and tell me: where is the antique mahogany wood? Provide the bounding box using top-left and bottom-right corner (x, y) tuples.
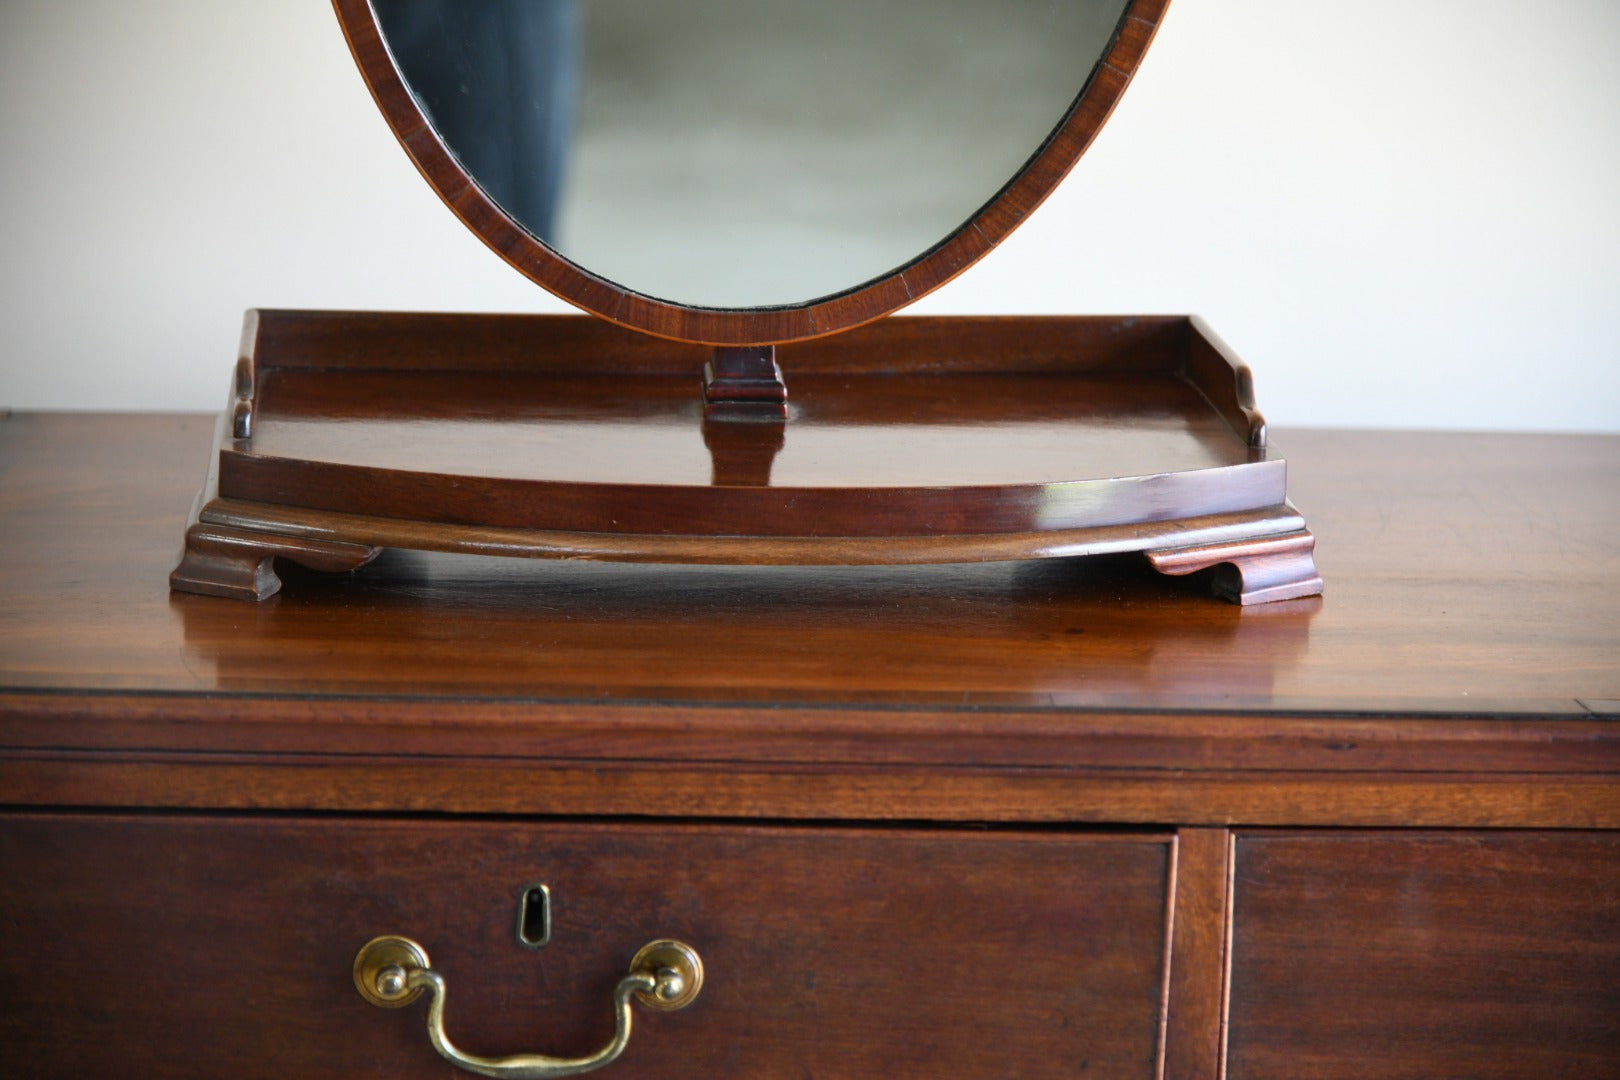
(2, 415), (1618, 1077)
(171, 312), (1319, 604)
(1162, 829), (1232, 1080)
(1226, 832), (1620, 1078)
(0, 817), (1172, 1078)
(6, 414), (1617, 823)
(331, 0), (1170, 345)
(702, 345), (789, 418)
(172, 1), (1325, 604)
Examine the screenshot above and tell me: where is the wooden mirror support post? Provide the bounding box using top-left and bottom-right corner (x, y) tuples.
(702, 345), (790, 486)
(704, 346), (789, 420)
(170, 0), (1320, 606)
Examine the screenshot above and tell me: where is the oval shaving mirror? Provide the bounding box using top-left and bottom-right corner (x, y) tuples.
(175, 0), (1319, 609)
(336, 0), (1159, 344)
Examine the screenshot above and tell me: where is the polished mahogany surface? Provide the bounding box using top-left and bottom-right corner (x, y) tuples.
(3, 414), (1617, 1079)
(0, 815), (1171, 1078)
(227, 373), (1276, 538)
(247, 371), (1253, 490)
(4, 412), (1617, 826)
(206, 312), (1281, 543)
(1228, 831), (1620, 1078)
(4, 413), (1613, 713)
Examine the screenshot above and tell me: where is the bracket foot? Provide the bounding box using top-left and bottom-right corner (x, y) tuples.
(1145, 529), (1322, 605)
(171, 523), (381, 601)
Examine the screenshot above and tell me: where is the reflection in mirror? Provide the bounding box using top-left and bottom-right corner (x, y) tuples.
(372, 0), (1130, 309)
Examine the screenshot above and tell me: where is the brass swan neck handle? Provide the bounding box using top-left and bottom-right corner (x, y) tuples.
(355, 935), (703, 1079)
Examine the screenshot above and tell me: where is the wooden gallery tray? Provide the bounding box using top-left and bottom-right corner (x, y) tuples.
(171, 311), (1320, 604)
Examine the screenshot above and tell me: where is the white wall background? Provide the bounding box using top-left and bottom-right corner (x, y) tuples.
(2, 1), (1617, 431)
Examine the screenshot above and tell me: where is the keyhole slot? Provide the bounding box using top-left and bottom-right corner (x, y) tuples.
(517, 883), (551, 949)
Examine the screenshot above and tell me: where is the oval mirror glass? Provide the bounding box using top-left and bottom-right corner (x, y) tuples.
(372, 0), (1130, 310)
(340, 0), (1163, 342)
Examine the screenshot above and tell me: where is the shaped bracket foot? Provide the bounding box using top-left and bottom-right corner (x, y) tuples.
(171, 523), (381, 601)
(1145, 529), (1322, 606)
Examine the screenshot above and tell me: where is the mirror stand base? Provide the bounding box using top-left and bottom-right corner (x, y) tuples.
(168, 311), (1324, 607)
(169, 494), (1320, 608)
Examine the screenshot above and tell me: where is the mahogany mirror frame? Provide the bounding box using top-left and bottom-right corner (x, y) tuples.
(332, 0), (1171, 346)
(171, 0), (1321, 609)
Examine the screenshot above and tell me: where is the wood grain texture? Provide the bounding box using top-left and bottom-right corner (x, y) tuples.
(211, 312), (1285, 542)
(1, 415), (1618, 823)
(0, 814), (1171, 1079)
(4, 414), (1619, 1076)
(1146, 529), (1321, 605)
(1162, 829), (1233, 1080)
(169, 521), (380, 600)
(235, 310), (1191, 377)
(197, 499), (1309, 570)
(327, 1), (1170, 345)
(2, 759), (1616, 829)
(1226, 831), (1620, 1078)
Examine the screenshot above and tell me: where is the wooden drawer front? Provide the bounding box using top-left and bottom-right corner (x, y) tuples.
(0, 814), (1170, 1078)
(1227, 831), (1620, 1079)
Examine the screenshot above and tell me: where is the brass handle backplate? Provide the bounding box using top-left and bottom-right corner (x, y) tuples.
(354, 935), (703, 1079)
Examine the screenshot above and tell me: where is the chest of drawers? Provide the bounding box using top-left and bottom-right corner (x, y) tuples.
(2, 414), (1617, 1077)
